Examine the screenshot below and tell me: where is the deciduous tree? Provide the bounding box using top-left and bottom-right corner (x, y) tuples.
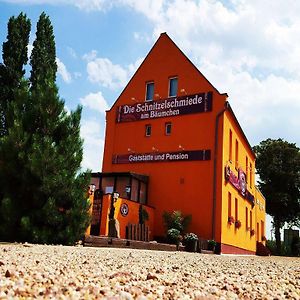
(254, 139), (300, 254)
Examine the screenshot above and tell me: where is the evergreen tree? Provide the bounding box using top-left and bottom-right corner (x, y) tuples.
(0, 13), (31, 136)
(0, 13), (91, 244)
(30, 12), (56, 91)
(0, 81), (31, 240)
(254, 139), (300, 255)
(0, 13), (30, 239)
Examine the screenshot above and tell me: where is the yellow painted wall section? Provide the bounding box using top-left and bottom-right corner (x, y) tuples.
(254, 187), (266, 244)
(85, 192), (93, 236)
(221, 110), (260, 252)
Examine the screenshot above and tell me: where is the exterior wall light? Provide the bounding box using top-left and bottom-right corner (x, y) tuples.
(89, 184), (96, 194)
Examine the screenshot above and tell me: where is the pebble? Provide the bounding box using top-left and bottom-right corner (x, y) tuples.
(0, 244), (299, 299)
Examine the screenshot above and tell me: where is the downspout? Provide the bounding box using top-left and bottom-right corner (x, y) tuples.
(212, 101), (229, 240)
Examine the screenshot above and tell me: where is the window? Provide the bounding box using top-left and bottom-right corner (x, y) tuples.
(246, 207), (248, 229)
(139, 182), (147, 204)
(101, 177), (114, 194)
(131, 178), (139, 202)
(235, 139), (239, 168)
(145, 124), (151, 137)
(165, 122), (172, 135)
(257, 222), (260, 241)
(250, 210), (253, 230)
(229, 129), (233, 162)
(227, 192), (232, 220)
(169, 77), (178, 97)
(145, 82), (154, 101)
(235, 198), (238, 221)
(261, 220), (264, 240)
(116, 176), (130, 199)
(246, 156), (249, 182)
(249, 162), (253, 188)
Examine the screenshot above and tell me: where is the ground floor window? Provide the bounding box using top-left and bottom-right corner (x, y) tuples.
(93, 172), (149, 204)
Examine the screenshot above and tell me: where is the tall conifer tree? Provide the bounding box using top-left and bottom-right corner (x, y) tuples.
(0, 13), (91, 244)
(30, 12), (56, 91)
(0, 13), (30, 239)
(0, 13), (30, 136)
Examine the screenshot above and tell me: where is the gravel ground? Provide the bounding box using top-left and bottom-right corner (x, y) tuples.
(0, 244), (299, 299)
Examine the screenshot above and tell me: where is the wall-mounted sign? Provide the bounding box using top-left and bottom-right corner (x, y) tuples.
(116, 92), (213, 123)
(113, 150), (211, 164)
(225, 165), (255, 206)
(120, 203), (129, 216)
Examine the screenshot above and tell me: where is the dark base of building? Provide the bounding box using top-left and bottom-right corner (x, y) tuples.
(220, 243), (255, 255)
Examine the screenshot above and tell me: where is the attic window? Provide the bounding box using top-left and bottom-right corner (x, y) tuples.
(169, 77), (178, 97)
(145, 82), (154, 101)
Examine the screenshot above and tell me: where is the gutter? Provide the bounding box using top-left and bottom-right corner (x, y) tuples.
(212, 101), (229, 240)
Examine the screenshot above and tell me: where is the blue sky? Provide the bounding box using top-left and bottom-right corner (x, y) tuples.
(1, 0), (300, 237)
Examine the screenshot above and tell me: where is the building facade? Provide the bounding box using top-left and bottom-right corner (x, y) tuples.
(88, 33), (266, 254)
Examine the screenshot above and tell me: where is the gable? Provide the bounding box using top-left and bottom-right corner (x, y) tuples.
(109, 33), (225, 110)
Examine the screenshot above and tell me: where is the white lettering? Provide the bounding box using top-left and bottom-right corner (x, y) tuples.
(166, 153), (189, 160)
(123, 105), (135, 114)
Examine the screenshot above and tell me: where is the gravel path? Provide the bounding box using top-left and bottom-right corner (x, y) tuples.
(0, 244), (299, 299)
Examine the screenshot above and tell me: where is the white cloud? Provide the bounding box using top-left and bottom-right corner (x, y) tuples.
(82, 50), (98, 62)
(74, 0), (112, 11)
(2, 0), (161, 14)
(1, 0), (112, 11)
(56, 58), (72, 83)
(86, 57), (127, 89)
(201, 60), (300, 146)
(128, 57), (144, 75)
(80, 91), (109, 114)
(119, 0), (300, 147)
(80, 119), (104, 171)
(84, 51), (143, 90)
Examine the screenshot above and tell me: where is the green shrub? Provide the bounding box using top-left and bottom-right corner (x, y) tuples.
(208, 240), (217, 250)
(167, 228), (182, 244)
(162, 210), (191, 234)
(184, 233), (198, 244)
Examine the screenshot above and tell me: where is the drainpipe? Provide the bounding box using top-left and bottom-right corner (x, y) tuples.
(212, 101), (229, 241)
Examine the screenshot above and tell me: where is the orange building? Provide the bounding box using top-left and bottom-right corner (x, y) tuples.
(88, 33), (266, 254)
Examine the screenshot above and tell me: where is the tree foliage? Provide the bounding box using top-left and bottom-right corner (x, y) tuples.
(254, 138), (300, 254)
(162, 210), (192, 234)
(0, 13), (31, 136)
(30, 12), (57, 91)
(0, 12), (91, 245)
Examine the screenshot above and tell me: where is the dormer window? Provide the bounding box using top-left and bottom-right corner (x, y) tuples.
(169, 77), (178, 97)
(145, 82), (154, 101)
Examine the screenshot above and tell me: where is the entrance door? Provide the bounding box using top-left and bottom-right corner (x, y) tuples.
(90, 189), (102, 236)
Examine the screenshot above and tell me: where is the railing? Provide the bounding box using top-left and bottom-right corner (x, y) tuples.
(126, 223), (149, 242)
